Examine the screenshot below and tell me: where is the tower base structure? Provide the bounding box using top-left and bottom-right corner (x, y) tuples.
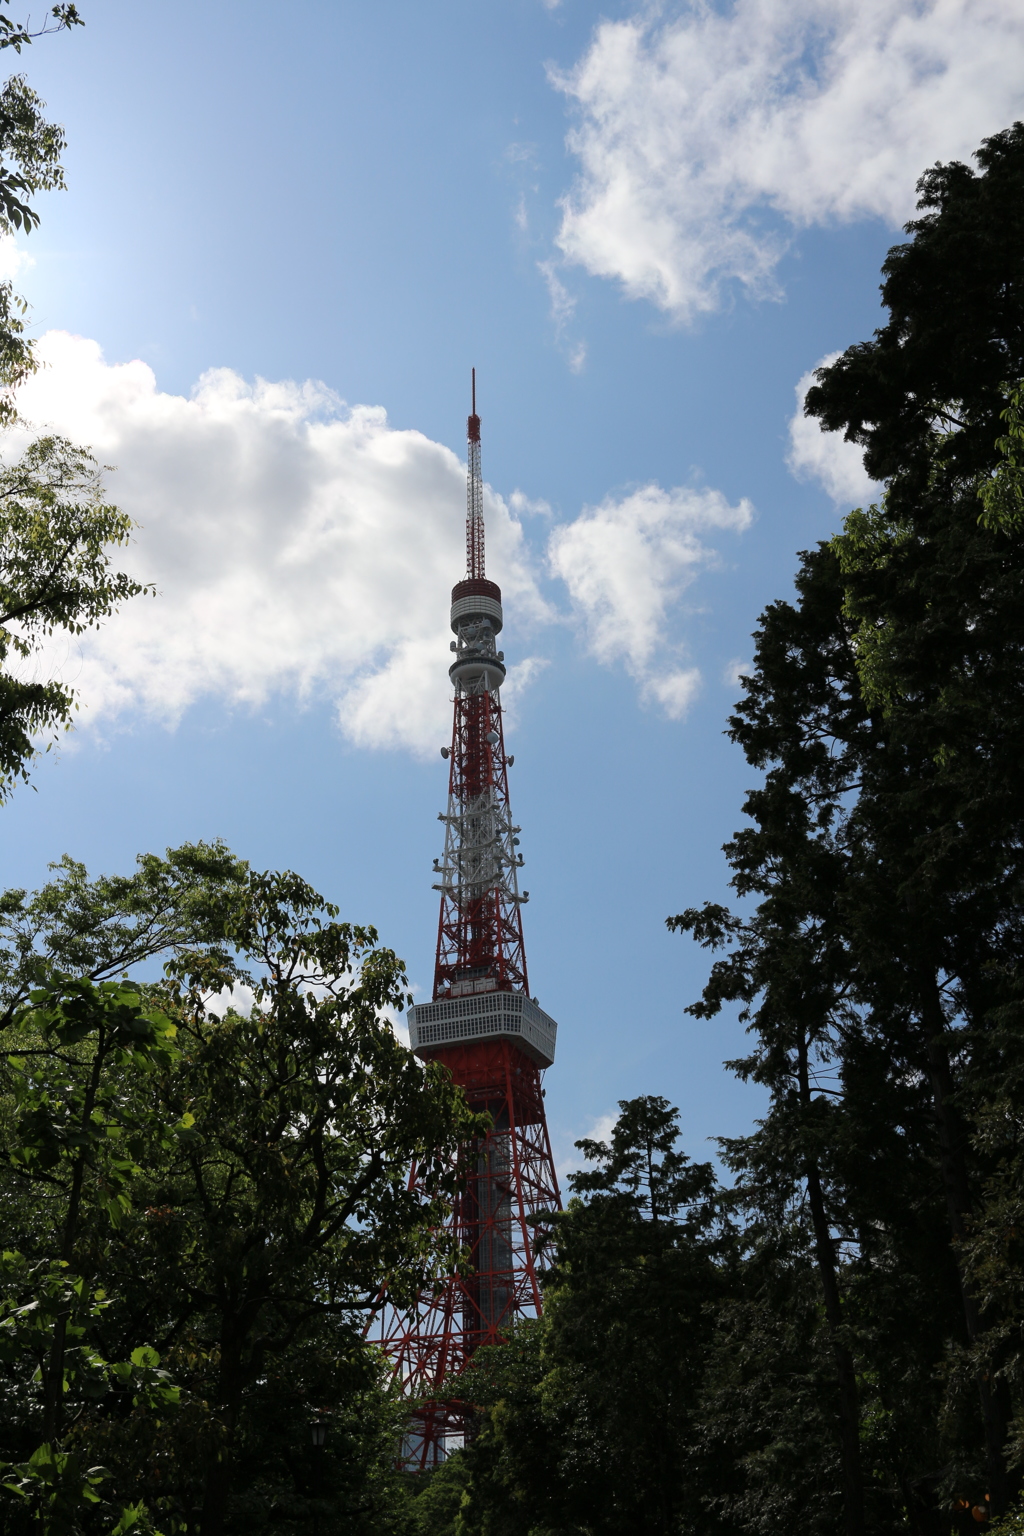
(373, 1033), (560, 1470)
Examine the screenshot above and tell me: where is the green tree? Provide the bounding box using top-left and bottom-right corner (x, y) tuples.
(0, 1), (83, 411)
(10, 978), (183, 1442)
(668, 542), (970, 1532)
(0, 844), (246, 1533)
(0, 839), (249, 1015)
(810, 134), (1024, 1517)
(977, 382), (1024, 535)
(0, 437), (151, 798)
(449, 1097), (725, 1536)
(0, 4), (149, 800)
(0, 849), (482, 1535)
(0, 979), (185, 1536)
(96, 868), (479, 1536)
(672, 121), (1024, 1528)
(672, 525), (1018, 1524)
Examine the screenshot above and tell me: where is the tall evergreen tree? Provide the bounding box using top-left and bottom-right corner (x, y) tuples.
(437, 1098), (726, 1536)
(673, 120), (1024, 1524)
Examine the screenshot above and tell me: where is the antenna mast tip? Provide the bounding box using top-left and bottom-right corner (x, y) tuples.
(468, 367), (480, 443)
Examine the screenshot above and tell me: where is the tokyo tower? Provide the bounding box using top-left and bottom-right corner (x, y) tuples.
(372, 374), (561, 1467)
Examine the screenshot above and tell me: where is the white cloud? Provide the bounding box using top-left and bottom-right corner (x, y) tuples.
(0, 234), (31, 284)
(644, 667), (702, 717)
(6, 332), (757, 747)
(788, 354), (884, 505)
(9, 332), (544, 756)
(723, 657), (751, 688)
(538, 258), (587, 373)
(509, 489), (553, 519)
(583, 1112), (617, 1148)
(505, 142), (538, 167)
(207, 981), (256, 1018)
(539, 259), (577, 330)
(500, 654), (551, 726)
(381, 1001), (411, 1050)
(555, 1111), (618, 1182)
(547, 481), (753, 718)
(552, 0), (1024, 321)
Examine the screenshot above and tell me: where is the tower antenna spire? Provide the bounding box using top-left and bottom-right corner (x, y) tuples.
(367, 383), (562, 1470)
(466, 368), (484, 578)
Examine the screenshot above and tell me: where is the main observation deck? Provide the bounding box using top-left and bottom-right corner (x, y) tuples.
(408, 990), (557, 1069)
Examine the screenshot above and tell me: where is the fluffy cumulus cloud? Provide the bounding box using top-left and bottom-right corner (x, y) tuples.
(787, 354), (884, 505)
(548, 482), (753, 718)
(8, 332), (754, 746)
(552, 0), (1024, 321)
(10, 332), (542, 755)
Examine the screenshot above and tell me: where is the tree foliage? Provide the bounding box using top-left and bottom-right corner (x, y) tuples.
(0, 437), (151, 795)
(414, 1099), (725, 1536)
(0, 2), (83, 412)
(0, 7), (149, 799)
(0, 846), (480, 1536)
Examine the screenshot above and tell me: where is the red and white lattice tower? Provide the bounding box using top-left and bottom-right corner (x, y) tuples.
(372, 374), (561, 1468)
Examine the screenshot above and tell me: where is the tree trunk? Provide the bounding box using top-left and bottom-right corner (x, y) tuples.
(918, 971), (1011, 1513)
(199, 1348), (243, 1536)
(798, 1040), (865, 1536)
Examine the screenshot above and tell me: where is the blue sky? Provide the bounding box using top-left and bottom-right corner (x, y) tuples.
(5, 0), (1024, 1174)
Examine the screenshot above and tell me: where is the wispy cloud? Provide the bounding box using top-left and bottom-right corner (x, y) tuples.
(722, 657), (752, 689)
(551, 0), (1024, 322)
(538, 258), (587, 372)
(555, 1111), (618, 1182)
(547, 481), (753, 718)
(505, 141), (539, 166)
(509, 489), (554, 519)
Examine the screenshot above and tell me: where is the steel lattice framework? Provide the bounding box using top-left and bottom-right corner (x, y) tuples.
(433, 670), (528, 997)
(368, 375), (561, 1469)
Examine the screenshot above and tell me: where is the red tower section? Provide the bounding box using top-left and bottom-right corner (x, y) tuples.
(371, 376), (561, 1467)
